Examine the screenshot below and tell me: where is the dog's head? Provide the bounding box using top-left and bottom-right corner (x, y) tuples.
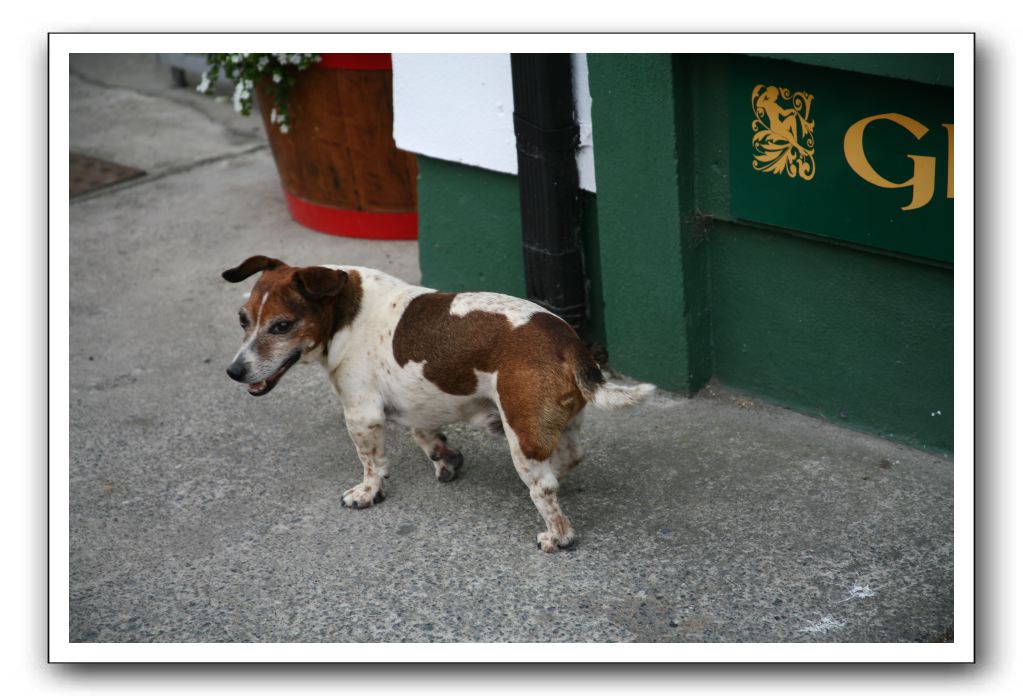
(222, 255), (358, 396)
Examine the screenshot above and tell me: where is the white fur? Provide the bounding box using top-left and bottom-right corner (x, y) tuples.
(590, 381), (657, 410)
(257, 291), (268, 322)
(449, 291), (550, 329)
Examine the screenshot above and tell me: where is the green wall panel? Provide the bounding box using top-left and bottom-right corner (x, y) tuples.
(751, 53), (954, 87)
(588, 53), (710, 393)
(417, 156), (526, 298)
(709, 219), (953, 452)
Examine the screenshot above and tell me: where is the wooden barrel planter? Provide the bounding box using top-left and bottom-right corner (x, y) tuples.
(255, 53), (418, 240)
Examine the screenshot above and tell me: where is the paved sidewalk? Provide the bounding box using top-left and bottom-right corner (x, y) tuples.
(67, 55), (953, 643)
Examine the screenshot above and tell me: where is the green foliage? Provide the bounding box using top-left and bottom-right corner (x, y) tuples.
(198, 54), (321, 133)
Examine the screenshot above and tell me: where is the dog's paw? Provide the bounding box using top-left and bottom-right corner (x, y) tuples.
(435, 450), (464, 483)
(536, 530), (577, 553)
(341, 484), (385, 509)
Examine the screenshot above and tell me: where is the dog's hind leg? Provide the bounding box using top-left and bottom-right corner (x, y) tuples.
(509, 445), (576, 552)
(500, 418), (576, 552)
(496, 369), (582, 551)
(411, 428), (464, 483)
(551, 412), (584, 481)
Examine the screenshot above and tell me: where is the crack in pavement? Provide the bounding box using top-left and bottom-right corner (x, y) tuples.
(69, 143), (270, 204)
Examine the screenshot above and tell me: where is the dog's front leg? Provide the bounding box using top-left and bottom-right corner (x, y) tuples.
(341, 405), (388, 509)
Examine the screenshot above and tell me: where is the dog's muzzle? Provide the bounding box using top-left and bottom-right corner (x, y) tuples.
(227, 349), (301, 397)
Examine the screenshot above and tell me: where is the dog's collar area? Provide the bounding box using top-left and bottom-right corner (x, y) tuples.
(247, 349), (302, 397)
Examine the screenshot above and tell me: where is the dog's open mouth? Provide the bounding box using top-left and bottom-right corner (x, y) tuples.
(247, 350), (301, 397)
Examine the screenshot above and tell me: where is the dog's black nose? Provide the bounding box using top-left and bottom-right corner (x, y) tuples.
(226, 361), (247, 382)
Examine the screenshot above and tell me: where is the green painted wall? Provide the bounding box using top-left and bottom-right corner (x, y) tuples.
(417, 157), (525, 297)
(708, 220), (953, 452)
(587, 53), (711, 394)
(751, 53), (954, 87)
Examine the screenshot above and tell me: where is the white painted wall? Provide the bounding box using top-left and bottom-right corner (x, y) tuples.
(392, 53), (596, 192)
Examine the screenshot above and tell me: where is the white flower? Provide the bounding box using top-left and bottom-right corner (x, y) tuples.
(280, 124), (289, 134)
(232, 81), (247, 112)
(196, 72), (211, 93)
(270, 107), (277, 123)
(272, 72), (282, 84)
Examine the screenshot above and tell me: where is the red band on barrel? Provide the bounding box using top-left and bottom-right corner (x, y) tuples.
(317, 53), (392, 71)
(283, 190), (417, 240)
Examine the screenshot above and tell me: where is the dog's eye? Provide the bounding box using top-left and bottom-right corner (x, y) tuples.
(269, 320), (294, 335)
(239, 314), (250, 329)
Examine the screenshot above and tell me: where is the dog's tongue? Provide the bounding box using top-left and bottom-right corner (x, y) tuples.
(248, 380), (269, 395)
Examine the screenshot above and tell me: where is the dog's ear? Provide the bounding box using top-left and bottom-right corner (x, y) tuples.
(222, 256), (285, 283)
(292, 267), (348, 300)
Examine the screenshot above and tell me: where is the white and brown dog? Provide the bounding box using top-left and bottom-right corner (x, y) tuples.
(223, 256), (654, 552)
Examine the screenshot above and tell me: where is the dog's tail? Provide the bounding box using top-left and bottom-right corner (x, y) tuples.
(576, 362), (656, 411)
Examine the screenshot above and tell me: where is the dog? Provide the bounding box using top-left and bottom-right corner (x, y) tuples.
(223, 255), (654, 552)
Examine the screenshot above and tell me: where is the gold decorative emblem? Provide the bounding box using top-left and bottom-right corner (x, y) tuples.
(751, 84), (816, 180)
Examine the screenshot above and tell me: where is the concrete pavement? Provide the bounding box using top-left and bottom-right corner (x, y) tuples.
(68, 54), (954, 643)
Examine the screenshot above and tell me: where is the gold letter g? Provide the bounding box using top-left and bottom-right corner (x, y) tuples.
(844, 113), (935, 211)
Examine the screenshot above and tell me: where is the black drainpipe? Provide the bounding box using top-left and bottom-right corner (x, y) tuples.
(510, 54), (587, 333)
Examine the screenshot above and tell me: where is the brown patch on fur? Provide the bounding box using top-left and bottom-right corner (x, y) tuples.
(231, 260), (362, 361)
(392, 293), (595, 461)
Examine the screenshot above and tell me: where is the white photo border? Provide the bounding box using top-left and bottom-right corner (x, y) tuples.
(50, 31), (974, 663)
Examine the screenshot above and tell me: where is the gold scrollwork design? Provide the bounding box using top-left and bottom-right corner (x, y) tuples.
(751, 84), (816, 180)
